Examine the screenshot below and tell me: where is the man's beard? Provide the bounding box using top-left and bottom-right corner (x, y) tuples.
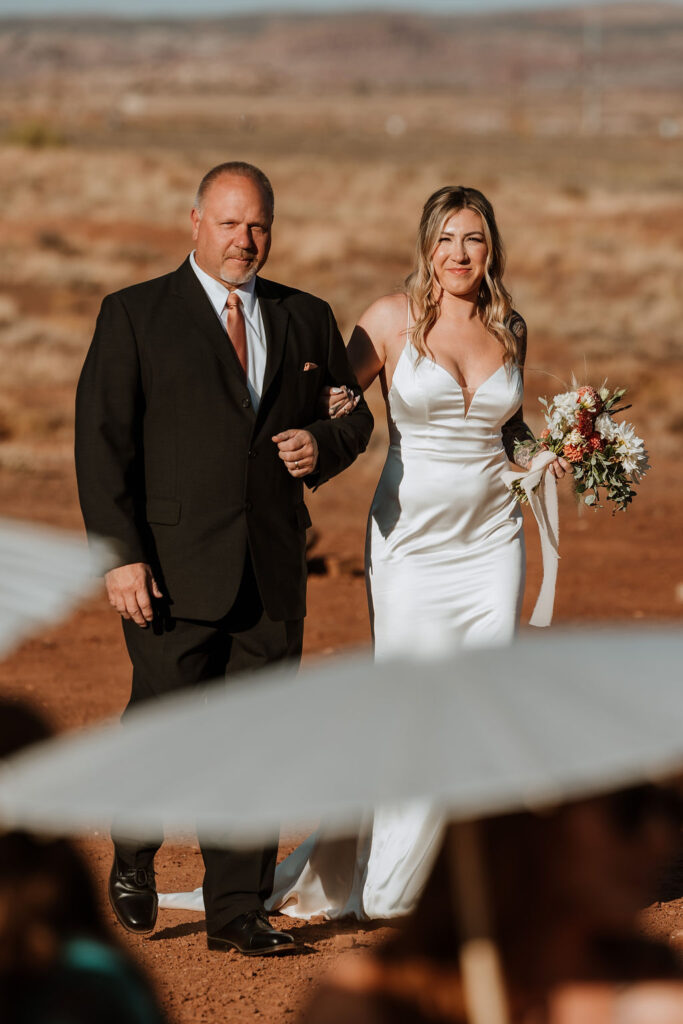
(220, 249), (260, 286)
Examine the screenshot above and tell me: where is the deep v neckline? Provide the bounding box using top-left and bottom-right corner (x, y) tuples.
(429, 360), (507, 417)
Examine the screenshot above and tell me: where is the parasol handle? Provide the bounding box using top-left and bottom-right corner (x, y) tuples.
(449, 821), (511, 1024)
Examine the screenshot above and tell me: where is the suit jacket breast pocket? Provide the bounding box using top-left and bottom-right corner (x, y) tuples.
(300, 364), (323, 386)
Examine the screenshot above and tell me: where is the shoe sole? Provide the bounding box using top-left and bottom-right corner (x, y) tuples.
(207, 938), (296, 956)
(108, 886), (158, 935)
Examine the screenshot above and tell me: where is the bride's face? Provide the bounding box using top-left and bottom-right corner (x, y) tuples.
(431, 208), (488, 300)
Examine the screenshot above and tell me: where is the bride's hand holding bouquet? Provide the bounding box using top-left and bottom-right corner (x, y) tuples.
(503, 381), (649, 626)
(512, 383), (649, 512)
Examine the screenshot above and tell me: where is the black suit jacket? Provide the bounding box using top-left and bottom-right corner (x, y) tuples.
(75, 258), (373, 621)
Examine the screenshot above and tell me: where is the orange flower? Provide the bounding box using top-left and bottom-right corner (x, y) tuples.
(541, 428), (551, 438)
(588, 434), (605, 452)
(562, 443), (585, 464)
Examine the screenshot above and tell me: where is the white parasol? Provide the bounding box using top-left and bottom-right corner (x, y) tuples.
(0, 516), (109, 658)
(0, 627), (679, 1024)
(0, 627), (679, 840)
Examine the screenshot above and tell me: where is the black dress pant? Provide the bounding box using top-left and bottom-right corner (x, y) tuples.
(112, 553), (304, 933)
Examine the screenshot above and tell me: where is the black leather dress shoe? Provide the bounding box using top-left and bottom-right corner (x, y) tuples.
(108, 857), (158, 934)
(207, 910), (295, 956)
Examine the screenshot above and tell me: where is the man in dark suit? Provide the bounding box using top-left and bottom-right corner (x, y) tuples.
(75, 161), (373, 956)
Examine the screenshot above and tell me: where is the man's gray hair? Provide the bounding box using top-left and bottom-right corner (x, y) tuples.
(193, 162), (274, 218)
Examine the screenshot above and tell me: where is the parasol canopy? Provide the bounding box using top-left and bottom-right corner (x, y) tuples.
(0, 628), (680, 843)
(0, 517), (109, 658)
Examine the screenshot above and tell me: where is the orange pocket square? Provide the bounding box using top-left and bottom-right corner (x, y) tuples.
(302, 362), (319, 372)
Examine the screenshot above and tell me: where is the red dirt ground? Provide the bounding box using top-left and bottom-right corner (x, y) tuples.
(0, 418), (682, 1022)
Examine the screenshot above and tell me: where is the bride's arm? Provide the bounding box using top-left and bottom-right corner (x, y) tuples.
(501, 314), (534, 465)
(345, 299), (392, 390)
(502, 315), (569, 478)
(324, 295), (398, 418)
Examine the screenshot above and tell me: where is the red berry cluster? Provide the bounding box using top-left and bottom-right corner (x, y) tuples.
(566, 386), (607, 461)
(576, 410), (594, 438)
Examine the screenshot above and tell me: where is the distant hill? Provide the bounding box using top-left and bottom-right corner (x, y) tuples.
(0, 3), (681, 92)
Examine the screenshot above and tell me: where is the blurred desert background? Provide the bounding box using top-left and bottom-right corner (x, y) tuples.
(0, 3), (682, 1021)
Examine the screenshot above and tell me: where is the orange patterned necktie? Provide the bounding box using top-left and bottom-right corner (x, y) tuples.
(226, 292), (248, 378)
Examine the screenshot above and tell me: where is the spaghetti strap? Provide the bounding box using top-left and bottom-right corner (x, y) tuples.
(401, 295), (414, 366)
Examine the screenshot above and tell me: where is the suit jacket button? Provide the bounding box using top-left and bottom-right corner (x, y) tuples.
(244, 501), (252, 512)
(248, 449), (256, 458)
(241, 396), (251, 409)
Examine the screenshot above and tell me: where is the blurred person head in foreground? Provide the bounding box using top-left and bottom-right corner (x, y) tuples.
(299, 785), (683, 1024)
(0, 699), (167, 1024)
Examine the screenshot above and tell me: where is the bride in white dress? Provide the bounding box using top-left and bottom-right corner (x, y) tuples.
(159, 186), (567, 922)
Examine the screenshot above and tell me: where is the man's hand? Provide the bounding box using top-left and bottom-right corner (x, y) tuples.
(104, 562), (163, 627)
(272, 429), (319, 478)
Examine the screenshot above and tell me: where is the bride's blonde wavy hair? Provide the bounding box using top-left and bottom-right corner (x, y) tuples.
(405, 186), (522, 366)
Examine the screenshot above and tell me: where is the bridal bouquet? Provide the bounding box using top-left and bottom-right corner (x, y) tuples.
(512, 384), (649, 512)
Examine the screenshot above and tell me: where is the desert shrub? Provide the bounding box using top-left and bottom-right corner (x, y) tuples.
(0, 411), (12, 442)
(5, 120), (66, 149)
(37, 231), (80, 256)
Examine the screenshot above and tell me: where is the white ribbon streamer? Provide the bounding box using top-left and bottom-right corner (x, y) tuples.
(502, 450), (559, 628)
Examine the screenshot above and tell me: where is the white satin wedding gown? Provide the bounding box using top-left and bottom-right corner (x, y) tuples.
(159, 331), (525, 920)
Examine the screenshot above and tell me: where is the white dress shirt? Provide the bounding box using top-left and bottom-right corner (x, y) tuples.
(189, 250), (268, 411)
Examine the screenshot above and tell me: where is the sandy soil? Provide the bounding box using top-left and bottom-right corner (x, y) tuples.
(0, 420), (682, 1022)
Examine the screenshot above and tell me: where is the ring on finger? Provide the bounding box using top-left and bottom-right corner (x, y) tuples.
(295, 460), (300, 469)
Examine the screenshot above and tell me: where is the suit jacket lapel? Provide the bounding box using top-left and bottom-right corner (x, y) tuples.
(169, 257), (247, 381)
(255, 277), (289, 419)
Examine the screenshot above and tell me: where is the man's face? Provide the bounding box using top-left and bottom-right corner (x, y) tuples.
(191, 174), (272, 287)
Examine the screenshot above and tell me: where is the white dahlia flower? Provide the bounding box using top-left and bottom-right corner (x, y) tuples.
(548, 410), (568, 440)
(552, 390), (580, 419)
(595, 412), (618, 440)
(612, 422), (650, 482)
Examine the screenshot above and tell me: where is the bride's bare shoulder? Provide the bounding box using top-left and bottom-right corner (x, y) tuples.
(358, 293), (408, 330)
(357, 293), (409, 351)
